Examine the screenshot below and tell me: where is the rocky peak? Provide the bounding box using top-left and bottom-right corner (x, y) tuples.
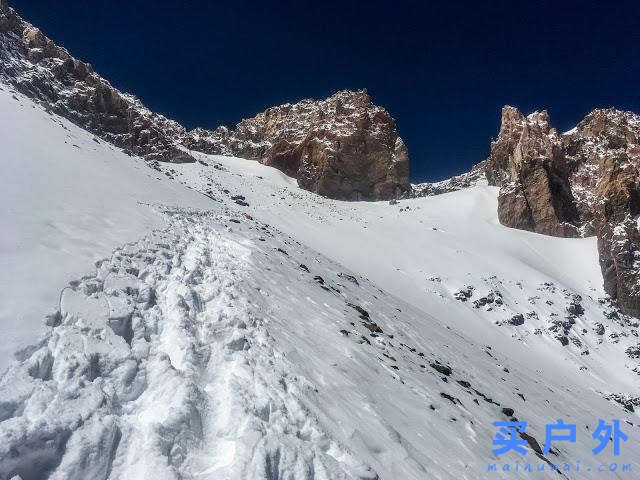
(0, 3), (409, 200)
(487, 106), (559, 184)
(182, 88), (410, 200)
(485, 104), (640, 317)
(484, 106), (578, 237)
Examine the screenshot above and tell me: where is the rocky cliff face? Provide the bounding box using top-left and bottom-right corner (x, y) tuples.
(485, 105), (640, 316)
(183, 90), (410, 200)
(0, 3), (409, 200)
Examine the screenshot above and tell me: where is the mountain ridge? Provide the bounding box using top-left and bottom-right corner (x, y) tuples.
(0, 1), (408, 200)
(2, 61), (640, 480)
(2, 0), (640, 318)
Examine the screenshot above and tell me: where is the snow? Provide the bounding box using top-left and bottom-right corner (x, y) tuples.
(0, 85), (211, 370)
(2, 81), (640, 479)
(171, 152), (618, 385)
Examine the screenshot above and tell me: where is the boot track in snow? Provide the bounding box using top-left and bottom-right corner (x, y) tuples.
(0, 208), (377, 480)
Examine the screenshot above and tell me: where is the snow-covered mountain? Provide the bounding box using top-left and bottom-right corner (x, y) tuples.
(0, 2), (408, 201)
(3, 2), (640, 479)
(2, 81), (640, 479)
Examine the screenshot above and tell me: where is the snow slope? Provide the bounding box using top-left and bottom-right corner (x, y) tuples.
(169, 152), (640, 397)
(2, 82), (640, 479)
(0, 84), (211, 370)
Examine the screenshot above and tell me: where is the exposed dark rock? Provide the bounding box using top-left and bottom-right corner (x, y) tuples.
(337, 272), (359, 286)
(362, 320), (383, 334)
(604, 393), (640, 413)
(626, 343), (640, 358)
(440, 392), (461, 405)
(566, 300), (585, 317)
(430, 363), (452, 376)
(507, 313), (525, 326)
(473, 290), (503, 309)
(453, 285), (474, 302)
(347, 303), (370, 319)
(501, 407), (515, 417)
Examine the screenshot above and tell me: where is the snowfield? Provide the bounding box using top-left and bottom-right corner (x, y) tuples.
(0, 85), (211, 370)
(1, 82), (640, 479)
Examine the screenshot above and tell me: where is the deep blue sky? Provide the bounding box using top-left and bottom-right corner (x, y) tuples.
(11, 0), (640, 182)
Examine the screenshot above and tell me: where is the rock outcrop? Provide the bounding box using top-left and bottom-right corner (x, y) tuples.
(183, 90), (410, 200)
(0, 3), (409, 200)
(485, 105), (640, 316)
(485, 107), (581, 237)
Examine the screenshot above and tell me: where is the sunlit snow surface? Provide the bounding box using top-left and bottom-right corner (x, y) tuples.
(0, 85), (212, 369)
(1, 84), (640, 479)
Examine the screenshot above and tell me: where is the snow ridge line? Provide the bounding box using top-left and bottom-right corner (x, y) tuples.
(0, 208), (377, 480)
